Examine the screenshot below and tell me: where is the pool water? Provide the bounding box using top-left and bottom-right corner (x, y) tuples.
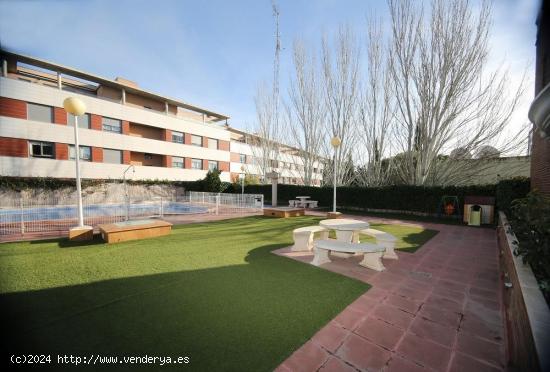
(0, 202), (208, 222)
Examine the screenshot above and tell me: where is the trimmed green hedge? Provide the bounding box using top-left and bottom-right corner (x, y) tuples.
(236, 177), (531, 216)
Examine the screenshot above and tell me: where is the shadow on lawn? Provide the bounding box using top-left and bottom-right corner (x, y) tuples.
(0, 242), (367, 372)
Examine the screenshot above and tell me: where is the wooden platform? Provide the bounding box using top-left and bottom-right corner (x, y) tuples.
(98, 219), (172, 244)
(263, 207), (305, 218)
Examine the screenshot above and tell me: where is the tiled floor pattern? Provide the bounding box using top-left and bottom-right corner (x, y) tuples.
(274, 216), (505, 372)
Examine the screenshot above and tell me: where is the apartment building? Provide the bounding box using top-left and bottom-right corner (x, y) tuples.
(0, 50), (324, 185)
(228, 127), (324, 186)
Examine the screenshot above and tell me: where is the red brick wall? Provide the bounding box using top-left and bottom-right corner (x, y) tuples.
(0, 137), (28, 157)
(163, 155), (172, 167)
(202, 137), (208, 148)
(90, 114), (102, 131)
(163, 129), (172, 142)
(202, 159), (208, 170)
(122, 150), (131, 165)
(185, 158), (192, 169)
(219, 140), (230, 151)
(55, 143), (69, 160)
(184, 133), (192, 145)
(53, 107), (67, 125)
(0, 97), (26, 119)
(219, 161), (229, 172)
(230, 152), (242, 162)
(530, 129), (550, 195)
(92, 147), (103, 162)
(121, 120), (130, 135)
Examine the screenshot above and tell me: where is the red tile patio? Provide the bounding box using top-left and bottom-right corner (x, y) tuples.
(274, 214), (505, 372)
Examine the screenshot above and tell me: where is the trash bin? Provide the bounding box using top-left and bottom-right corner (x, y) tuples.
(468, 205), (481, 226)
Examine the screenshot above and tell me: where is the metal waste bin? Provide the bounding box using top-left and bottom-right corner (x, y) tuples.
(468, 205), (481, 226)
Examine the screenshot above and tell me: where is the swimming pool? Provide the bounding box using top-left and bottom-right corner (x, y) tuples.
(0, 202), (208, 222)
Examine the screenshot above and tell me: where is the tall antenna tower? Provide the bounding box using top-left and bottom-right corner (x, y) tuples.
(272, 0), (280, 129)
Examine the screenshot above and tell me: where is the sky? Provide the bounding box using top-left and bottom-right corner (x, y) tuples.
(0, 0), (541, 137)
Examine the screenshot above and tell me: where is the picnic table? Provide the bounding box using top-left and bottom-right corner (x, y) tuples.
(319, 218), (370, 243)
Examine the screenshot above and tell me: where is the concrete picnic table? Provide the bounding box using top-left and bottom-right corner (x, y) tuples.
(295, 196), (310, 207)
(319, 218), (370, 243)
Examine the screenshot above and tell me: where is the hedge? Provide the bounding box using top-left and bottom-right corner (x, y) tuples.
(236, 177), (531, 216)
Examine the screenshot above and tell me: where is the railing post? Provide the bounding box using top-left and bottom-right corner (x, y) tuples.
(160, 197), (164, 218)
(19, 197), (25, 235)
(261, 195), (264, 210)
(215, 194), (220, 215)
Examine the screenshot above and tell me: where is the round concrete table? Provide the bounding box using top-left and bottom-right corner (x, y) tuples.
(319, 218), (370, 243)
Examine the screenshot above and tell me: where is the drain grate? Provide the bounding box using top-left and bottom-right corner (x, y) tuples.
(409, 271), (432, 279)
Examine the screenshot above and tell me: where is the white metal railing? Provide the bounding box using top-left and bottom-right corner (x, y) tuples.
(0, 190), (264, 238)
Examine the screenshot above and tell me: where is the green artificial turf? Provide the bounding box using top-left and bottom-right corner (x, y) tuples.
(0, 216), (368, 371)
(0, 216), (437, 371)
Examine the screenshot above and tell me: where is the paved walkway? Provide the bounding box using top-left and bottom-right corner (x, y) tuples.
(274, 216), (505, 372)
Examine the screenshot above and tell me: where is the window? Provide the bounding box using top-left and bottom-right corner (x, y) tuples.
(69, 145), (91, 161)
(27, 103), (53, 123)
(29, 141), (54, 158)
(67, 113), (90, 129)
(103, 149), (122, 164)
(191, 135), (202, 147)
(172, 156), (184, 168)
(191, 158), (202, 169)
(144, 153), (153, 160)
(208, 138), (218, 150)
(208, 161), (218, 171)
(239, 154), (246, 164)
(102, 117), (122, 133)
(172, 131), (184, 144)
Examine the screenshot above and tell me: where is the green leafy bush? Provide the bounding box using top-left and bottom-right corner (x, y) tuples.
(510, 192), (550, 300)
(496, 177), (531, 214)
(201, 169), (222, 192)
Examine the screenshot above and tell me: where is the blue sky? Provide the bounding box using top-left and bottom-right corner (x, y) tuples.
(0, 0), (540, 131)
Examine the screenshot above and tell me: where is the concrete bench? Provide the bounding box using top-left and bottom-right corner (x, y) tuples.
(312, 239), (386, 271)
(289, 200), (296, 207)
(305, 200), (318, 208)
(292, 226), (329, 252)
(359, 229), (398, 260)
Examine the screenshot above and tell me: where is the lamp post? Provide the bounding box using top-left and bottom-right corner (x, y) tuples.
(331, 136), (341, 213)
(240, 165), (245, 195)
(64, 97), (92, 240)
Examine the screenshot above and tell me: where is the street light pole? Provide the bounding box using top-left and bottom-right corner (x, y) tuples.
(331, 136), (341, 213)
(64, 97), (92, 240)
(241, 165), (245, 195)
(73, 114), (84, 227)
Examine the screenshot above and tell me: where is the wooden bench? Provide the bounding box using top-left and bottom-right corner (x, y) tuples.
(359, 229), (398, 260)
(312, 239), (386, 271)
(292, 226), (329, 251)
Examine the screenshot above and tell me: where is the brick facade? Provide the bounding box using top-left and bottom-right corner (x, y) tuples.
(163, 155), (172, 167)
(219, 140), (230, 151)
(53, 107), (67, 125)
(90, 114), (102, 131)
(531, 0), (550, 195)
(91, 147), (103, 162)
(185, 158), (192, 169)
(122, 150), (131, 165)
(0, 137), (28, 157)
(0, 97), (26, 119)
(202, 159), (208, 170)
(163, 129), (172, 142)
(219, 161), (229, 172)
(121, 120), (130, 135)
(184, 133), (192, 145)
(55, 143), (69, 160)
(202, 137), (208, 148)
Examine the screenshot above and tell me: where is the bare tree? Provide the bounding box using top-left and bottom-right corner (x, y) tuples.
(356, 17), (395, 186)
(387, 0), (527, 186)
(284, 39), (326, 186)
(321, 25), (361, 186)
